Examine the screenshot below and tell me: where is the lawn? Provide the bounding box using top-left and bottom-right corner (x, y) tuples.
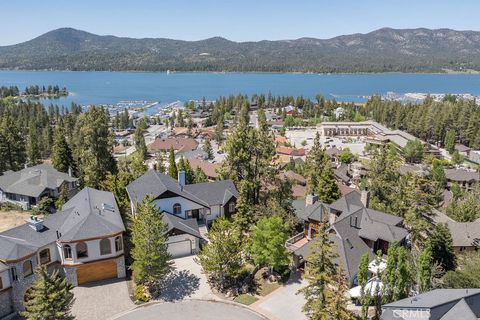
(0, 209), (37, 232)
(259, 281), (282, 297)
(234, 294), (259, 305)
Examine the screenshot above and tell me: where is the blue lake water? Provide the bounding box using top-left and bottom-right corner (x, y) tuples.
(1, 71), (480, 107)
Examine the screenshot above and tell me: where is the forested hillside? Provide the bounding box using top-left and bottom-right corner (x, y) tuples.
(1, 27), (480, 72)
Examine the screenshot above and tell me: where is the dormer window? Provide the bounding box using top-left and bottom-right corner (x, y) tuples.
(229, 202), (235, 213)
(173, 203), (182, 215)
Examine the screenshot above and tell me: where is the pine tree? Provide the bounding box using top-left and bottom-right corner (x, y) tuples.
(167, 147), (177, 179)
(203, 139), (214, 160)
(393, 247), (411, 301)
(134, 123), (147, 160)
(299, 222), (354, 320)
(21, 266), (75, 320)
(305, 132), (340, 203)
(429, 223), (456, 272)
(26, 120), (42, 166)
(358, 253), (370, 319)
(154, 152), (166, 173)
(444, 129), (456, 154)
(51, 126), (74, 173)
(195, 218), (243, 291)
(382, 242), (398, 303)
(193, 167), (208, 183)
(130, 195), (173, 284)
(72, 106), (116, 188)
(416, 244), (432, 293)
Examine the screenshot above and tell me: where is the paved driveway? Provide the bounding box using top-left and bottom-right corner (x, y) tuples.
(252, 275), (307, 320)
(71, 278), (134, 320)
(113, 300), (267, 320)
(156, 255), (220, 301)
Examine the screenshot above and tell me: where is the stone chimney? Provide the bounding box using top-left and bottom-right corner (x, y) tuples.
(178, 170), (186, 188)
(306, 193), (318, 206)
(360, 190), (370, 208)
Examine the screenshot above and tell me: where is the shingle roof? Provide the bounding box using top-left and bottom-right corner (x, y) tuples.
(0, 188), (124, 261)
(440, 298), (477, 320)
(444, 168), (480, 182)
(184, 180), (238, 206)
(162, 213), (201, 238)
(430, 209), (480, 248)
(126, 170), (238, 208)
(303, 202), (329, 222)
(126, 170), (209, 207)
(329, 190), (364, 215)
(383, 289), (480, 309)
(0, 163), (77, 198)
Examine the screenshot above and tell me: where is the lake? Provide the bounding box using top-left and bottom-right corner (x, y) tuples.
(1, 71), (480, 107)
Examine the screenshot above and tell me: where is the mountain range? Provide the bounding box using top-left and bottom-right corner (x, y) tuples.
(1, 27), (480, 73)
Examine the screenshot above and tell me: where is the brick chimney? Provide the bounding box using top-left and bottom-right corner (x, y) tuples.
(360, 190), (370, 208)
(306, 193), (318, 206)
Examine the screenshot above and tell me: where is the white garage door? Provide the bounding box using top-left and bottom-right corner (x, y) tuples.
(168, 240), (192, 258)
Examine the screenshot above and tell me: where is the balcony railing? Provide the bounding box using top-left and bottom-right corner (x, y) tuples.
(285, 232), (307, 252)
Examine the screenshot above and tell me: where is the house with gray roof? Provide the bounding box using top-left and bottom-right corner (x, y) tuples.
(444, 168), (479, 191)
(381, 289), (480, 320)
(286, 190), (408, 286)
(126, 169), (238, 257)
(0, 163), (78, 210)
(0, 187), (126, 317)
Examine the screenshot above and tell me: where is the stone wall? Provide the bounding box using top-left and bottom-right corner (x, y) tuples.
(0, 289), (13, 318)
(116, 255), (126, 278)
(10, 257), (38, 312)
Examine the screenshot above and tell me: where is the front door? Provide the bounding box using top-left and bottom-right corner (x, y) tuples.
(192, 209), (200, 221)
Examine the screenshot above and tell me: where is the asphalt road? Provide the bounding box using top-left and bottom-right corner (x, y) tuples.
(112, 300), (268, 320)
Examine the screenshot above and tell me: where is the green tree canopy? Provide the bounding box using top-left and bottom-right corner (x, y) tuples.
(22, 266), (75, 320)
(130, 195), (173, 284)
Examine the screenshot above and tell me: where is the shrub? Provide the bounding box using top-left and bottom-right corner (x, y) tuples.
(134, 284), (150, 303)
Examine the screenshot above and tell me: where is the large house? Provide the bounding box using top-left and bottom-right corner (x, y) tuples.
(0, 164), (78, 210)
(444, 168), (479, 191)
(0, 187), (126, 317)
(381, 289), (480, 320)
(126, 170), (238, 257)
(287, 190), (408, 286)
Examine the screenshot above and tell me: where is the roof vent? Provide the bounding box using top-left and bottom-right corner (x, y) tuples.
(26, 215), (44, 232)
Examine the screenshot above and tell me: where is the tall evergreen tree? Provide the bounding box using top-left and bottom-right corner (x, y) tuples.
(416, 244), (432, 293)
(358, 253), (371, 319)
(26, 119), (42, 166)
(299, 222), (354, 320)
(304, 132), (340, 203)
(21, 266), (75, 320)
(130, 195), (173, 284)
(167, 147), (177, 179)
(203, 139), (214, 160)
(51, 126), (74, 173)
(72, 106), (116, 188)
(429, 223), (456, 272)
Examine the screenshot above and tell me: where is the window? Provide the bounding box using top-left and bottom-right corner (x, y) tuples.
(173, 203), (182, 215)
(63, 245), (72, 260)
(100, 239), (112, 255)
(0, 276), (3, 290)
(23, 260), (33, 277)
(11, 267), (18, 281)
(39, 248), (51, 265)
(115, 236), (123, 252)
(76, 242), (88, 258)
(229, 202), (235, 213)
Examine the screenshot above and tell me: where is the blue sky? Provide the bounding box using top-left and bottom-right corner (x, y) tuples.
(1, 0), (479, 45)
